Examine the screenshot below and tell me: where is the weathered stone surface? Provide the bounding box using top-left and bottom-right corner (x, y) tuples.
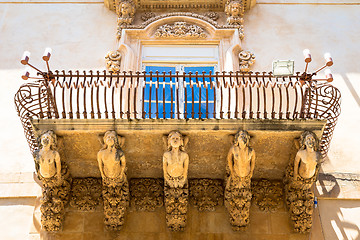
(130, 178), (164, 211)
(70, 178), (102, 211)
(252, 179), (283, 212)
(189, 179), (223, 211)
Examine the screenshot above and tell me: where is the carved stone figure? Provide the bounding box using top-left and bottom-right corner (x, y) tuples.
(163, 131), (189, 231)
(225, 0), (244, 25)
(105, 50), (121, 73)
(239, 50), (256, 72)
(284, 131), (321, 233)
(116, 0), (135, 26)
(34, 130), (71, 232)
(224, 130), (255, 231)
(98, 131), (129, 230)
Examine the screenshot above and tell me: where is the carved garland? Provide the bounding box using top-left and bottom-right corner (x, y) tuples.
(154, 22), (207, 39)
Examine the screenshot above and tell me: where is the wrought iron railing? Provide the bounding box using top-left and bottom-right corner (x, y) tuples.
(15, 71), (340, 156)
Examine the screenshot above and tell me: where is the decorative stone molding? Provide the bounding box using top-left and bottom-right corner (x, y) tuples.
(105, 50), (121, 73)
(163, 131), (189, 231)
(130, 178), (164, 211)
(239, 50), (255, 72)
(34, 131), (72, 232)
(141, 12), (156, 21)
(154, 22), (207, 39)
(116, 0), (136, 26)
(225, 0), (244, 25)
(189, 179), (223, 211)
(252, 179), (283, 212)
(70, 178), (102, 211)
(98, 131), (129, 230)
(204, 12), (219, 21)
(225, 130), (255, 231)
(284, 131), (321, 233)
(116, 12), (244, 40)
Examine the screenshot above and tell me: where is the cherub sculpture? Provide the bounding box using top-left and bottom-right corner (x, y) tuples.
(226, 130), (255, 188)
(163, 131), (189, 188)
(34, 130), (62, 186)
(225, 0), (244, 25)
(97, 131), (126, 186)
(117, 0), (135, 25)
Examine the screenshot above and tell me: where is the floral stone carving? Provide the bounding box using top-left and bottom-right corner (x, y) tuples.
(204, 12), (219, 21)
(189, 179), (223, 211)
(105, 50), (121, 73)
(252, 179), (283, 212)
(284, 131), (321, 233)
(163, 131), (189, 231)
(98, 131), (129, 230)
(34, 130), (72, 232)
(141, 12), (155, 21)
(70, 178), (102, 211)
(225, 0), (244, 25)
(130, 178), (164, 211)
(225, 130), (255, 231)
(239, 50), (255, 72)
(154, 22), (207, 39)
(116, 0), (135, 26)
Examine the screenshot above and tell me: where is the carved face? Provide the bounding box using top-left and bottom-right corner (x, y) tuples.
(168, 132), (182, 149)
(304, 134), (315, 150)
(104, 131), (117, 147)
(230, 2), (242, 16)
(41, 133), (54, 148)
(120, 2), (132, 16)
(237, 132), (248, 147)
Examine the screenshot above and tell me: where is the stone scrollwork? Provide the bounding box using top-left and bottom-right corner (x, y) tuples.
(252, 179), (283, 212)
(154, 22), (207, 39)
(239, 50), (255, 72)
(189, 179), (223, 211)
(225, 130), (255, 231)
(284, 131), (321, 233)
(34, 130), (72, 232)
(163, 131), (189, 231)
(204, 12), (219, 21)
(98, 131), (129, 230)
(130, 178), (164, 211)
(141, 12), (155, 21)
(105, 50), (121, 73)
(70, 178), (102, 211)
(225, 0), (244, 25)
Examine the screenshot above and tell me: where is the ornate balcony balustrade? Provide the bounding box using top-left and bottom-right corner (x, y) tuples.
(15, 70), (340, 156)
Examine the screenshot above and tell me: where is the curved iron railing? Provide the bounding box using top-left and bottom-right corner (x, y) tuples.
(14, 70), (341, 156)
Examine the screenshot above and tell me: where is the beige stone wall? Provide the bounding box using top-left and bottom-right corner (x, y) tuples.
(0, 1), (360, 239)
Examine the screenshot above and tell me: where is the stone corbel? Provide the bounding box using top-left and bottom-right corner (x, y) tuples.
(98, 131), (129, 230)
(34, 130), (72, 232)
(163, 131), (189, 231)
(239, 50), (255, 72)
(224, 130), (255, 231)
(284, 131), (321, 233)
(105, 50), (121, 73)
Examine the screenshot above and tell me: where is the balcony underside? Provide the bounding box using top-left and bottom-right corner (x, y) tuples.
(31, 118), (326, 180)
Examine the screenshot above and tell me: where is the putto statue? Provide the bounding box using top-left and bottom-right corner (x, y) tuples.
(284, 131), (321, 233)
(225, 0), (244, 25)
(163, 131), (189, 231)
(34, 130), (71, 232)
(98, 131), (129, 230)
(225, 130), (255, 230)
(116, 0), (135, 26)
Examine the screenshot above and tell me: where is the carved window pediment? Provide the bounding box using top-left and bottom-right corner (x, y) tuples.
(154, 22), (207, 39)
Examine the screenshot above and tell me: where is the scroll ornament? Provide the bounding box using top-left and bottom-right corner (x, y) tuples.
(239, 50), (255, 72)
(105, 50), (121, 73)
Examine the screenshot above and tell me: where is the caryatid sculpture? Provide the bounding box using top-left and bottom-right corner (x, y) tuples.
(225, 130), (255, 230)
(33, 130), (71, 232)
(225, 0), (244, 25)
(284, 131), (321, 233)
(163, 131), (189, 231)
(98, 131), (129, 230)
